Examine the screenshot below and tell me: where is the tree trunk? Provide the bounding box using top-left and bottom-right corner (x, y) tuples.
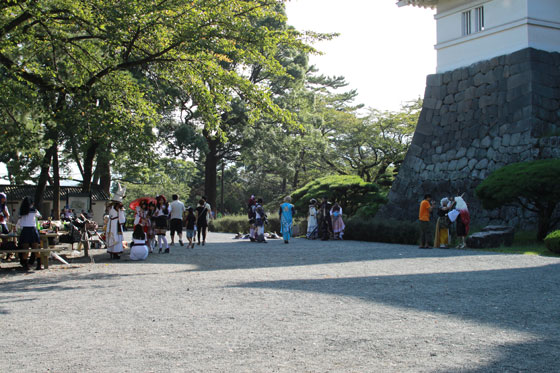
(204, 138), (218, 214)
(52, 144), (60, 220)
(96, 145), (112, 195)
(35, 145), (56, 209)
(81, 141), (99, 193)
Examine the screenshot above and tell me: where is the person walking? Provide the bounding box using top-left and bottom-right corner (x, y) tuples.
(169, 194), (186, 246)
(418, 194), (435, 249)
(184, 206), (196, 249)
(279, 196), (295, 244)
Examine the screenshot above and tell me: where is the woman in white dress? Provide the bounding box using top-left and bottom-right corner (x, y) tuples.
(306, 199), (318, 239)
(130, 224), (149, 261)
(106, 183), (126, 259)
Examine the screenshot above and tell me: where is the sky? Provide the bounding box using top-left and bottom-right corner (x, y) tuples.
(285, 0), (436, 111)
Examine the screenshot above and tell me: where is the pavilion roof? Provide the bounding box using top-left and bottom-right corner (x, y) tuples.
(0, 185), (110, 203)
(397, 0), (438, 8)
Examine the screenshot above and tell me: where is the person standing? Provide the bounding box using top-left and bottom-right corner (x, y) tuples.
(169, 194), (186, 246)
(318, 196), (332, 241)
(434, 197), (452, 248)
(306, 199), (318, 239)
(195, 199), (209, 246)
(255, 198), (267, 243)
(451, 194), (470, 249)
(418, 194), (435, 249)
(279, 196), (295, 244)
(248, 195), (257, 242)
(0, 192), (10, 234)
(17, 196), (42, 270)
(105, 183), (126, 259)
(330, 202), (345, 240)
(154, 195), (170, 253)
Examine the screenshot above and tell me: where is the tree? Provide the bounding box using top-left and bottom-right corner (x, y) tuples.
(475, 159), (560, 241)
(1, 0), (319, 209)
(290, 175), (386, 217)
(322, 99), (421, 184)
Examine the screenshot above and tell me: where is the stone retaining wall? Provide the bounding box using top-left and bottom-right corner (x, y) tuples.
(378, 48), (560, 228)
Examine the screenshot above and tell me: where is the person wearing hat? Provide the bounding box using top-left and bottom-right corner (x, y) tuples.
(106, 183), (126, 259)
(306, 198), (318, 239)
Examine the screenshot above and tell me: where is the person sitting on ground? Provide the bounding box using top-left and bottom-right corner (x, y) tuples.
(130, 224), (149, 261)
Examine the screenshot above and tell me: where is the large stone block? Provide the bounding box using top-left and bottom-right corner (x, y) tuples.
(377, 48), (560, 228)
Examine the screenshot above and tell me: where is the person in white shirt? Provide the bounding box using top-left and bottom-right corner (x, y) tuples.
(17, 196), (42, 270)
(169, 194), (186, 246)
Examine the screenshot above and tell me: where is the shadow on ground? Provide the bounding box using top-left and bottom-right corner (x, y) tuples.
(234, 263), (560, 372)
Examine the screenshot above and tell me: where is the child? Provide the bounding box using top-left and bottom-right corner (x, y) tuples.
(130, 224), (149, 261)
(184, 206), (196, 249)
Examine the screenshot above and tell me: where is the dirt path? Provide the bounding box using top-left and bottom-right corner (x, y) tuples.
(1, 232), (559, 372)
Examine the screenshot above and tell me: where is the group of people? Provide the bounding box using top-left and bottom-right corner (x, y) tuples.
(418, 193), (470, 249)
(306, 197), (345, 241)
(104, 184), (213, 260)
(246, 195), (345, 244)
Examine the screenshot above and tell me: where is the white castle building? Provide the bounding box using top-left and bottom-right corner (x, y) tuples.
(379, 0), (560, 226)
(398, 0), (560, 72)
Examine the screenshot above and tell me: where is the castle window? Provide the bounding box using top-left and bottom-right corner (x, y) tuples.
(474, 6), (485, 32)
(462, 10), (472, 36)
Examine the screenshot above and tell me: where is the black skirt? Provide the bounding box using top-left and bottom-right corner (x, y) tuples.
(19, 226), (41, 244)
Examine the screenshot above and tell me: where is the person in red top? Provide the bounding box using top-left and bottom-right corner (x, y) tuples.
(418, 194), (435, 249)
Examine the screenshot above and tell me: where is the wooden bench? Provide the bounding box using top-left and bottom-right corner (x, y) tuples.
(0, 247), (67, 269)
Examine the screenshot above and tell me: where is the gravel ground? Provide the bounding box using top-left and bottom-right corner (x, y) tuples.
(1, 232), (560, 372)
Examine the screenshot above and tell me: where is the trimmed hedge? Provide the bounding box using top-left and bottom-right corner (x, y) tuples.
(344, 217), (419, 245)
(209, 214), (280, 234)
(544, 230), (560, 254)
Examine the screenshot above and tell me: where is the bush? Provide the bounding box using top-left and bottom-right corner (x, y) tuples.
(475, 159), (560, 241)
(209, 214), (280, 234)
(344, 217), (419, 245)
(291, 175), (386, 217)
(544, 230), (560, 254)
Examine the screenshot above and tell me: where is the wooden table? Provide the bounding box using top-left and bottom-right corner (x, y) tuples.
(0, 232), (69, 269)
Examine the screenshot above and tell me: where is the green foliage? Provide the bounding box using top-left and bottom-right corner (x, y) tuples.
(475, 159), (560, 240)
(343, 217), (419, 245)
(291, 175), (386, 216)
(544, 230), (560, 254)
(209, 215), (281, 235)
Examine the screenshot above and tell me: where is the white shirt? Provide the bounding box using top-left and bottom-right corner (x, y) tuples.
(169, 200), (185, 220)
(19, 210), (42, 227)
